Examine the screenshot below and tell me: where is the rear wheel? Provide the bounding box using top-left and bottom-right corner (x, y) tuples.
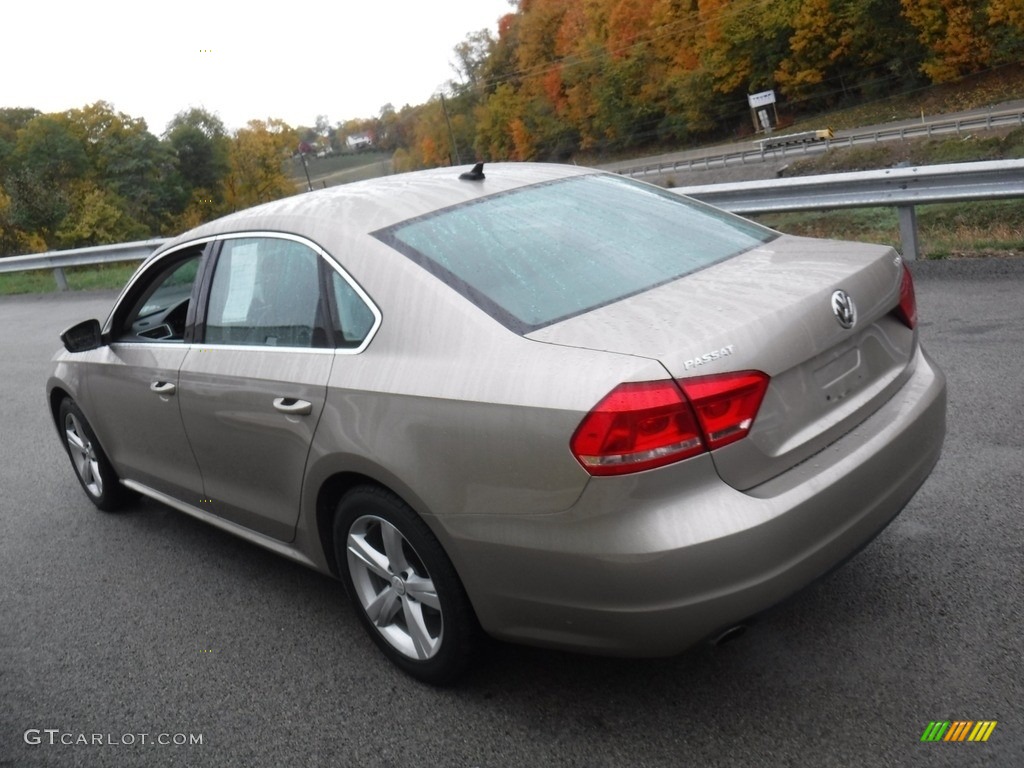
(333, 485), (478, 685)
(59, 398), (127, 511)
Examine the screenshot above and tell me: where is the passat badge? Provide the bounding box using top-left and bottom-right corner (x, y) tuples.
(831, 290), (856, 329)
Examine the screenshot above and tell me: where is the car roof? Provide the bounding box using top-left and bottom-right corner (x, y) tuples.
(160, 162), (597, 252)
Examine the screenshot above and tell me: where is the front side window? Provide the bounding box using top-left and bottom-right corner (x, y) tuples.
(115, 249), (204, 342)
(204, 237), (323, 348)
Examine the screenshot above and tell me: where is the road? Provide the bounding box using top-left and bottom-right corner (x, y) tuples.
(601, 100), (1024, 185)
(2, 259), (1022, 767)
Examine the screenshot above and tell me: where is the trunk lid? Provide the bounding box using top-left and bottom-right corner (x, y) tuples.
(528, 235), (917, 490)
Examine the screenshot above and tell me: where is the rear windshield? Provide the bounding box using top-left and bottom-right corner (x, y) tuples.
(374, 173), (776, 333)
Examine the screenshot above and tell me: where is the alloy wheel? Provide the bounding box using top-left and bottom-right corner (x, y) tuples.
(64, 412), (103, 498)
(346, 514), (443, 661)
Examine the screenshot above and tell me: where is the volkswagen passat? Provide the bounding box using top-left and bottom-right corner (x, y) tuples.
(47, 163), (946, 683)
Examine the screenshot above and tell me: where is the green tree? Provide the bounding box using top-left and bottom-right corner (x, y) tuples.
(13, 113), (89, 185)
(164, 108), (230, 203)
(3, 114), (88, 247)
(2, 167), (70, 249)
(0, 107), (41, 172)
(451, 29), (498, 100)
(67, 102), (182, 234)
(474, 82), (524, 160)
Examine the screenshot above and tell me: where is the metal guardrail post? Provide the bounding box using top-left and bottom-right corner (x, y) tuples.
(897, 206), (919, 261)
(53, 267), (69, 291)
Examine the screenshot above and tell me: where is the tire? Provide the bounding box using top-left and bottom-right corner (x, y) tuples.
(333, 485), (479, 685)
(58, 398), (128, 511)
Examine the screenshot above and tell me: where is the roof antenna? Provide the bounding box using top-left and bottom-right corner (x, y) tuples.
(459, 163), (485, 181)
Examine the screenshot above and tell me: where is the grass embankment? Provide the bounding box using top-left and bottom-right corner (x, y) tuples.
(287, 151), (392, 190)
(753, 127), (1024, 259)
(0, 261), (137, 296)
(795, 62), (1024, 134)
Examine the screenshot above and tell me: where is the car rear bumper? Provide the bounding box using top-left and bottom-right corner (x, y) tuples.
(444, 345), (946, 655)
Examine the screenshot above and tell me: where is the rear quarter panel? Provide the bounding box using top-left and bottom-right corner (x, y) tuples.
(301, 234), (672, 557)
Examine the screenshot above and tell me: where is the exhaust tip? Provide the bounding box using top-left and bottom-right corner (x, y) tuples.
(711, 624), (748, 646)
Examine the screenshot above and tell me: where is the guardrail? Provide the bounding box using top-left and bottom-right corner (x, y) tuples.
(673, 158), (1024, 260)
(1, 158), (1022, 289)
(0, 239), (167, 290)
(617, 108), (1024, 178)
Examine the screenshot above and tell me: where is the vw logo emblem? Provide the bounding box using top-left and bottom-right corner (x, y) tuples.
(831, 290), (856, 329)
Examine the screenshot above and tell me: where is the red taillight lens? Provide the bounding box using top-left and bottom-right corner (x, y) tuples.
(571, 371), (769, 476)
(895, 264), (917, 329)
(571, 381), (704, 476)
(679, 371), (770, 450)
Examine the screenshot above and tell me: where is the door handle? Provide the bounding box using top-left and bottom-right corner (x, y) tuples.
(150, 381), (177, 395)
(273, 397), (312, 415)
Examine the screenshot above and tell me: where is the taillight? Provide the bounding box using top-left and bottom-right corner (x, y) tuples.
(680, 371), (770, 450)
(895, 264), (917, 329)
(571, 371), (769, 476)
(571, 381), (703, 476)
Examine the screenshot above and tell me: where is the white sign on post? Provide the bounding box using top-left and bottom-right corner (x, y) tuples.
(747, 90), (776, 108)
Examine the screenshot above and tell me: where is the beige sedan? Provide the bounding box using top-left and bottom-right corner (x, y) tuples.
(48, 163), (946, 683)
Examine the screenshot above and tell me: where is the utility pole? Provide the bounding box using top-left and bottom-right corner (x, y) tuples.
(299, 151), (313, 192)
(439, 93), (462, 166)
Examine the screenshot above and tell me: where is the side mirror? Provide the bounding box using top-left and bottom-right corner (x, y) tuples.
(60, 319), (104, 353)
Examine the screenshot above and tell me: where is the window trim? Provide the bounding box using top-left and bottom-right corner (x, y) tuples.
(110, 232), (381, 354)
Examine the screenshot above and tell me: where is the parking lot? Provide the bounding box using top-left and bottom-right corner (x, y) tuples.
(2, 257), (1022, 767)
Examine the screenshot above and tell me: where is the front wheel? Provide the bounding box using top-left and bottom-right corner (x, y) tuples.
(333, 485), (479, 685)
(58, 397), (127, 511)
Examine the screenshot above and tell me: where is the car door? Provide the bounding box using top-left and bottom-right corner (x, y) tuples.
(177, 234), (335, 542)
(80, 245), (208, 500)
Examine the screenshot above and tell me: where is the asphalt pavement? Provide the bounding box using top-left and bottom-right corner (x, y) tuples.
(1, 258), (1022, 767)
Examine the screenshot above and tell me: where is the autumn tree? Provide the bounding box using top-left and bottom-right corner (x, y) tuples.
(901, 0), (994, 82)
(224, 118), (297, 211)
(986, 0), (1024, 66)
(376, 103), (421, 153)
(53, 181), (148, 249)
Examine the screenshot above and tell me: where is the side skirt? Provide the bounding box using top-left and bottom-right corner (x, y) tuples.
(121, 479), (320, 571)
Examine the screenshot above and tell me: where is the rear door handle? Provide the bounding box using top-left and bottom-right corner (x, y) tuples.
(150, 381), (176, 395)
(273, 397), (312, 415)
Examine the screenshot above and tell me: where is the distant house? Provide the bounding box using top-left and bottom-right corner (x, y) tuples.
(346, 133), (372, 151)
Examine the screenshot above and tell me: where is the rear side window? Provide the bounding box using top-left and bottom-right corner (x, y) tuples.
(374, 173), (776, 333)
(329, 270), (376, 347)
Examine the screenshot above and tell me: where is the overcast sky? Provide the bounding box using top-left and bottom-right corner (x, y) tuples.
(2, 0), (514, 134)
